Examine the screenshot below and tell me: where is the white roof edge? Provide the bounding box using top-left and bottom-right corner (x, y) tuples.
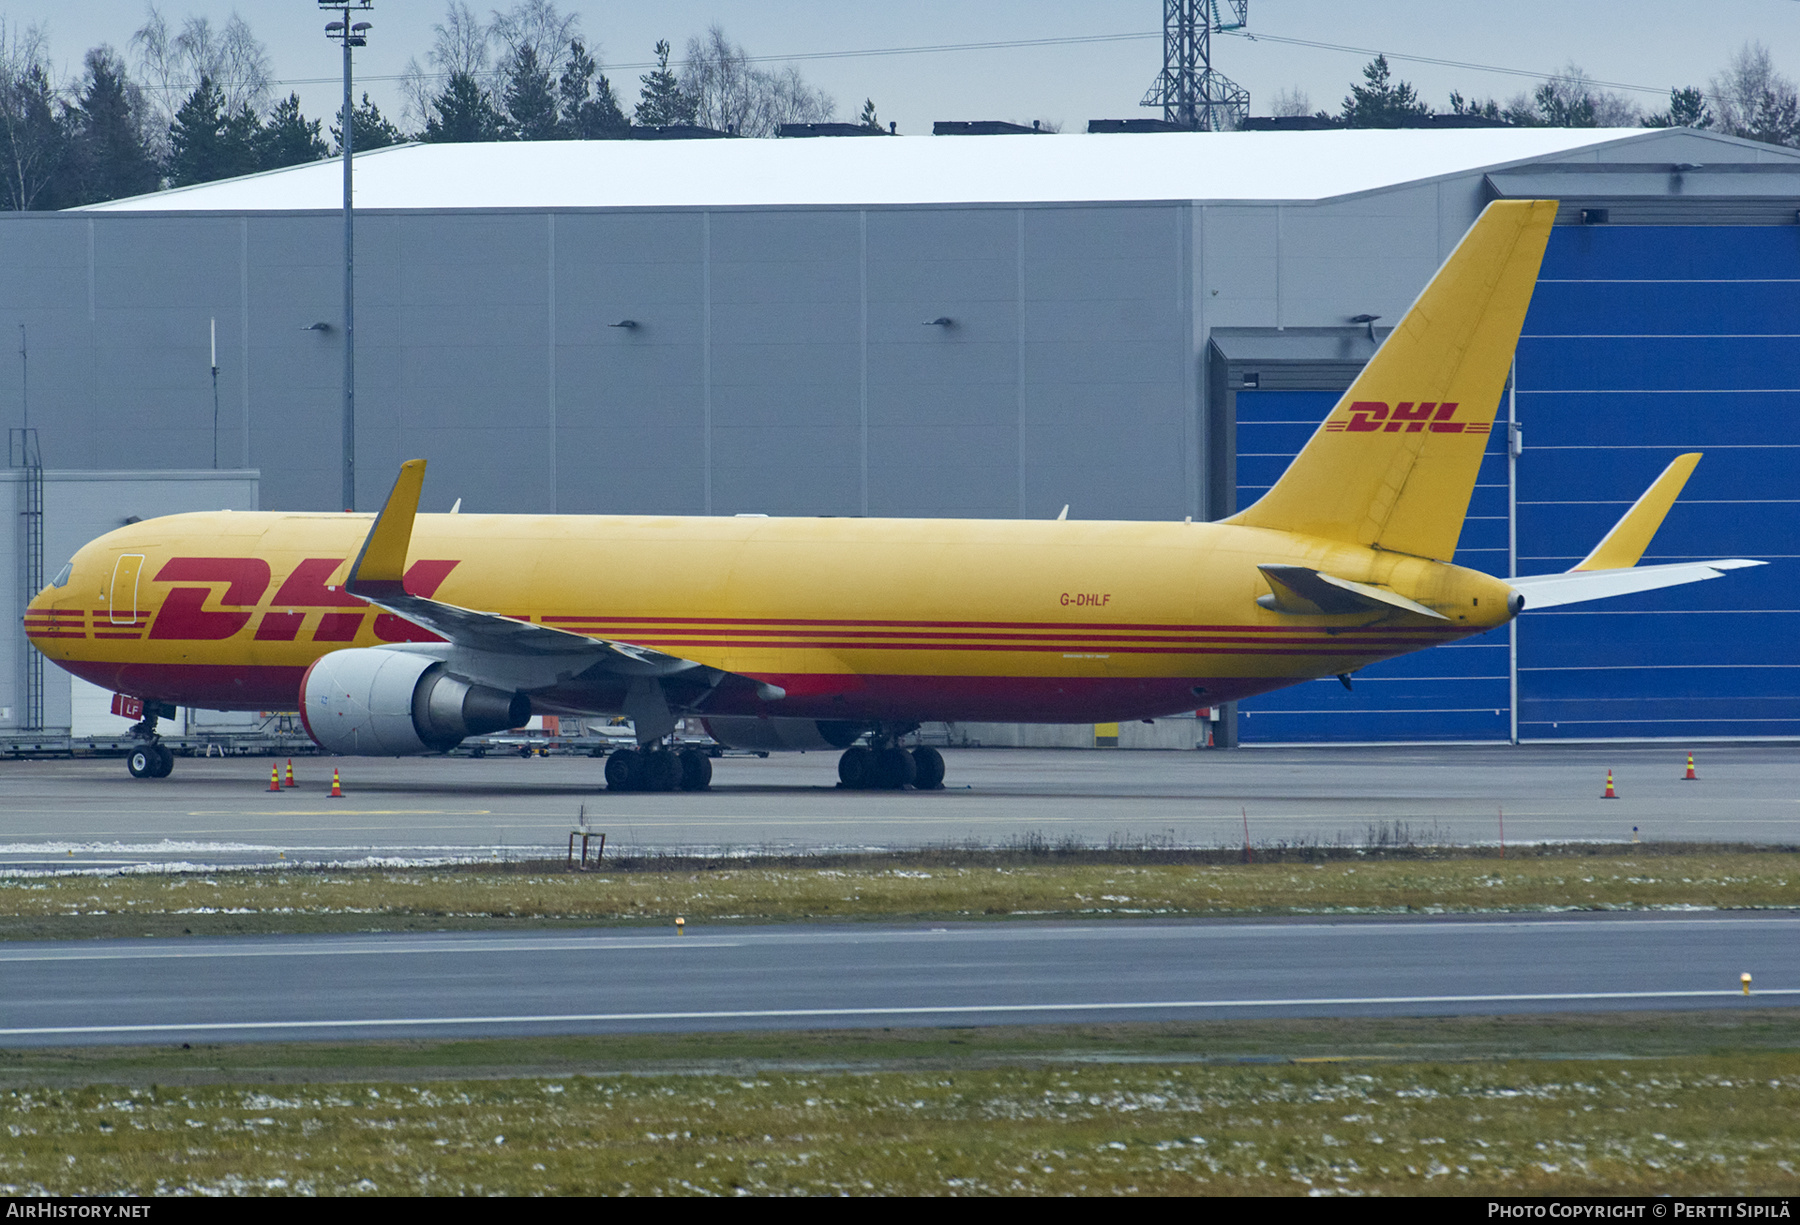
(72, 128), (1745, 215)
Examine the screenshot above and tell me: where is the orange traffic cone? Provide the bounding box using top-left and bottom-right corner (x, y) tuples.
(267, 763), (281, 792)
(1602, 769), (1618, 800)
(329, 768), (343, 798)
(1682, 753), (1697, 781)
(284, 759), (296, 788)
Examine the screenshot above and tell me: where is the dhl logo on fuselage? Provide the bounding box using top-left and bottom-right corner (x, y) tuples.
(50, 557), (460, 644)
(1323, 400), (1490, 435)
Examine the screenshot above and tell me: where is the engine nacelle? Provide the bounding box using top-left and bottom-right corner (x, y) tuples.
(300, 648), (530, 755)
(701, 716), (865, 753)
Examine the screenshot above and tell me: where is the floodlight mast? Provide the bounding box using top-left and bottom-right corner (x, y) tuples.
(323, 0), (371, 513)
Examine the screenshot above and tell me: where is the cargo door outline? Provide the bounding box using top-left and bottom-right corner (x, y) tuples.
(109, 554), (144, 625)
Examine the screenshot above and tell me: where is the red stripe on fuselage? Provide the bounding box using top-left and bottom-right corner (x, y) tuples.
(540, 614), (1464, 635)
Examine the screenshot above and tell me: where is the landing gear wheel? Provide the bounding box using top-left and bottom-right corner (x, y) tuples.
(604, 748), (642, 791)
(910, 746), (945, 790)
(126, 746), (156, 779)
(871, 746), (917, 790)
(642, 749), (681, 792)
(150, 744), (175, 778)
(837, 746), (874, 789)
(678, 749), (713, 791)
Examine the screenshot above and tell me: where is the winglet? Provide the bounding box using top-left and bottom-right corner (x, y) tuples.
(346, 459), (426, 599)
(1572, 453), (1701, 571)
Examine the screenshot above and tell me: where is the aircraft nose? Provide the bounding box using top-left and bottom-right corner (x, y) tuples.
(1508, 590), (1526, 616)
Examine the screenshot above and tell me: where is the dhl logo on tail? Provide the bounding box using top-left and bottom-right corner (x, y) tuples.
(1324, 401), (1491, 435)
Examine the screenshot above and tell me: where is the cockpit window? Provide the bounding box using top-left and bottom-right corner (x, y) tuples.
(50, 560), (73, 588)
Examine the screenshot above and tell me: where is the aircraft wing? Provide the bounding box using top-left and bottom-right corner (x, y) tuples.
(1507, 453), (1765, 609)
(344, 459), (702, 677)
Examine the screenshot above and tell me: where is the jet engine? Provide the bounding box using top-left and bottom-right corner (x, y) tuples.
(701, 717), (866, 753)
(300, 648), (530, 755)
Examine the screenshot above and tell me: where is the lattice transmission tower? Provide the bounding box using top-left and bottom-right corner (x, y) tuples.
(1141, 0), (1250, 131)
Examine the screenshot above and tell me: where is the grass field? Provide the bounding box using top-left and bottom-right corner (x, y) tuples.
(3, 1013), (1799, 1196)
(0, 845), (1793, 940)
(4, 850), (1796, 1194)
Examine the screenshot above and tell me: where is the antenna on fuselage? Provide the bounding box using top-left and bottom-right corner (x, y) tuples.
(1056, 504), (1069, 521)
(450, 498), (461, 514)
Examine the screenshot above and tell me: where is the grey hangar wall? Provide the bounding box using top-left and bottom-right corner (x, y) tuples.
(0, 186), (1483, 521)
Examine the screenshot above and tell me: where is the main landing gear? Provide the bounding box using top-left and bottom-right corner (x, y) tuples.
(124, 708), (175, 780)
(838, 743), (946, 791)
(605, 745), (713, 792)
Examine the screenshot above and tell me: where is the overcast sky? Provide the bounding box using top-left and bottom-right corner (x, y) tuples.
(5, 1), (1799, 136)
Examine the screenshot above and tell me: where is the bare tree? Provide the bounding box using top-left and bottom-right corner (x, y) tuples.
(1709, 41), (1800, 144)
(1532, 63), (1641, 127)
(681, 25), (756, 134)
(407, 2), (568, 136)
(680, 24), (833, 137)
(131, 6), (271, 156)
(490, 0), (581, 83)
(0, 19), (69, 210)
(403, 2), (493, 135)
(1268, 87), (1311, 118)
(754, 62), (834, 131)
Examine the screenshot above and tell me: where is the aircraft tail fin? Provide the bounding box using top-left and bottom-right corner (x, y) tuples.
(1223, 199), (1557, 562)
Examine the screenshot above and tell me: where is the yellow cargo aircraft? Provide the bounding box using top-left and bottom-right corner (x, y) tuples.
(23, 200), (1760, 789)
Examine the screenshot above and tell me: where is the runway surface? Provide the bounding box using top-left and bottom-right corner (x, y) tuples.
(1, 743), (1796, 871)
(0, 912), (1792, 1046)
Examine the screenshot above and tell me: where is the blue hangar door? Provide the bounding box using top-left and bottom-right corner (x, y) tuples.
(1232, 225), (1798, 743)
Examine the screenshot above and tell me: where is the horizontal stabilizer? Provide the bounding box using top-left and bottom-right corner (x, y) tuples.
(1509, 559), (1764, 610)
(1258, 564), (1447, 619)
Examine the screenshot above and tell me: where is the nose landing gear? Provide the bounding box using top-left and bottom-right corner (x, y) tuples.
(124, 706), (176, 779)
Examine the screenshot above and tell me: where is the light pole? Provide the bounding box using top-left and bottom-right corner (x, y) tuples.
(323, 0), (371, 512)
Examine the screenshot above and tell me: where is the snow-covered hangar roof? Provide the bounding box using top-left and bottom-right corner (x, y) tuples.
(80, 128), (1665, 212)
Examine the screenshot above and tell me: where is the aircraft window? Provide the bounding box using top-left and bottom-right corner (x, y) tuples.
(51, 561), (73, 588)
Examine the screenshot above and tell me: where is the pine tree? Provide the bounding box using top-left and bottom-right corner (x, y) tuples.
(424, 70), (504, 142)
(1341, 55), (1431, 128)
(558, 38), (627, 138)
(635, 39), (695, 127)
(256, 93), (327, 170)
(1747, 87), (1800, 146)
(332, 91), (404, 154)
(67, 47), (157, 204)
(169, 76), (260, 186)
(1643, 86), (1713, 129)
(502, 44), (559, 139)
(1533, 80), (1596, 127)
(1447, 91), (1502, 121)
(859, 98), (881, 131)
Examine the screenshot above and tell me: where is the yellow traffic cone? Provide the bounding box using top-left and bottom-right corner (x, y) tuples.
(1602, 769), (1618, 800)
(1683, 753), (1697, 781)
(329, 768), (343, 798)
(267, 763), (281, 792)
(285, 759), (297, 788)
